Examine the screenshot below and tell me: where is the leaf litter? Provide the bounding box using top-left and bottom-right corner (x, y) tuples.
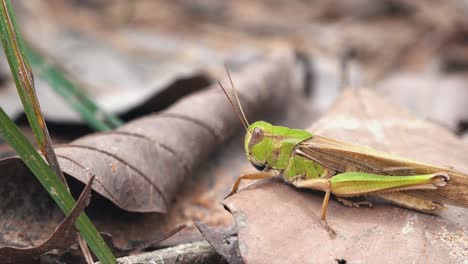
(195, 220), (242, 264)
(0, 176), (94, 264)
(0, 50), (298, 253)
(3, 1), (468, 263)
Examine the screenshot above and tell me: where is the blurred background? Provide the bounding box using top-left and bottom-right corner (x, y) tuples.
(3, 0), (468, 134)
(1, 1), (468, 263)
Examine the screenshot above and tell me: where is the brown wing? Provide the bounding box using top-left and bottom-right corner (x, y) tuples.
(297, 135), (468, 207)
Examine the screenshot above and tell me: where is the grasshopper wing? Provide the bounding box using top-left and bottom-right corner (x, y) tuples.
(297, 135), (468, 207)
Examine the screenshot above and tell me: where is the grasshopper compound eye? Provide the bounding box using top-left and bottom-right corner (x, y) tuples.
(249, 127), (264, 147)
(247, 127), (267, 171)
(253, 127), (262, 136)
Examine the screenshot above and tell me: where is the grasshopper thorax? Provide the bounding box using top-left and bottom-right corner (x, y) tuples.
(245, 121), (313, 171)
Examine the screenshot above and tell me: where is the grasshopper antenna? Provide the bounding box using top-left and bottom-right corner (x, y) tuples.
(218, 80), (249, 131)
(225, 65), (250, 127)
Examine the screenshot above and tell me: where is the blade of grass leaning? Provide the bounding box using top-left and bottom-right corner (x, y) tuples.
(26, 45), (123, 131)
(0, 1), (116, 263)
(0, 107), (116, 263)
(0, 0), (66, 184)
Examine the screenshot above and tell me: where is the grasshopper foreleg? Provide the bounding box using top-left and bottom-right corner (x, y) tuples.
(225, 171), (275, 198)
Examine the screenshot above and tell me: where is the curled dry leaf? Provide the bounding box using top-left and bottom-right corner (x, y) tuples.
(52, 50), (294, 213)
(0, 50), (297, 249)
(0, 176), (95, 264)
(223, 89), (468, 263)
(0, 50), (294, 213)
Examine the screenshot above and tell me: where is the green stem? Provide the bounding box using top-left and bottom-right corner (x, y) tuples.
(0, 0), (66, 183)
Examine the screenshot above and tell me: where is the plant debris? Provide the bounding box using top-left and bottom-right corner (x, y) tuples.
(195, 221), (242, 264)
(0, 50), (298, 250)
(0, 176), (95, 264)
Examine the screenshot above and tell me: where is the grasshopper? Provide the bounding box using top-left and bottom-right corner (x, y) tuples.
(219, 69), (468, 233)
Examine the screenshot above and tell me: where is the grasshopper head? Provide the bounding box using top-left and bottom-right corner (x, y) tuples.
(245, 121), (273, 171)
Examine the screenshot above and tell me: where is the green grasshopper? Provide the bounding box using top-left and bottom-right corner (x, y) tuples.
(218, 70), (468, 232)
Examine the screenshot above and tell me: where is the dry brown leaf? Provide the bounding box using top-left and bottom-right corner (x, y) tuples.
(0, 158), (65, 249)
(0, 50), (297, 250)
(0, 176), (94, 264)
(195, 221), (242, 264)
(1, 50), (294, 213)
(225, 180), (467, 263)
(223, 89), (468, 263)
(56, 50), (294, 213)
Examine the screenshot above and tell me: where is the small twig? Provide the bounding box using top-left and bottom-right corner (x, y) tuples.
(79, 235), (95, 264)
(131, 225), (186, 252)
(98, 240), (227, 264)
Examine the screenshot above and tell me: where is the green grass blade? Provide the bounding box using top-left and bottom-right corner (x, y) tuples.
(26, 46), (124, 131)
(0, 0), (116, 262)
(0, 0), (66, 183)
(0, 107), (116, 264)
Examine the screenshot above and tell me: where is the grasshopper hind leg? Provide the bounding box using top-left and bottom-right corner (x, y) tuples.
(320, 188), (337, 238)
(374, 192), (446, 214)
(292, 171), (449, 237)
(292, 178), (337, 237)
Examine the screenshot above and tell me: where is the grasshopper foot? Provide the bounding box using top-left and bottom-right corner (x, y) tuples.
(224, 190), (237, 199)
(224, 172), (274, 200)
(336, 197), (373, 208)
(320, 219), (337, 238)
